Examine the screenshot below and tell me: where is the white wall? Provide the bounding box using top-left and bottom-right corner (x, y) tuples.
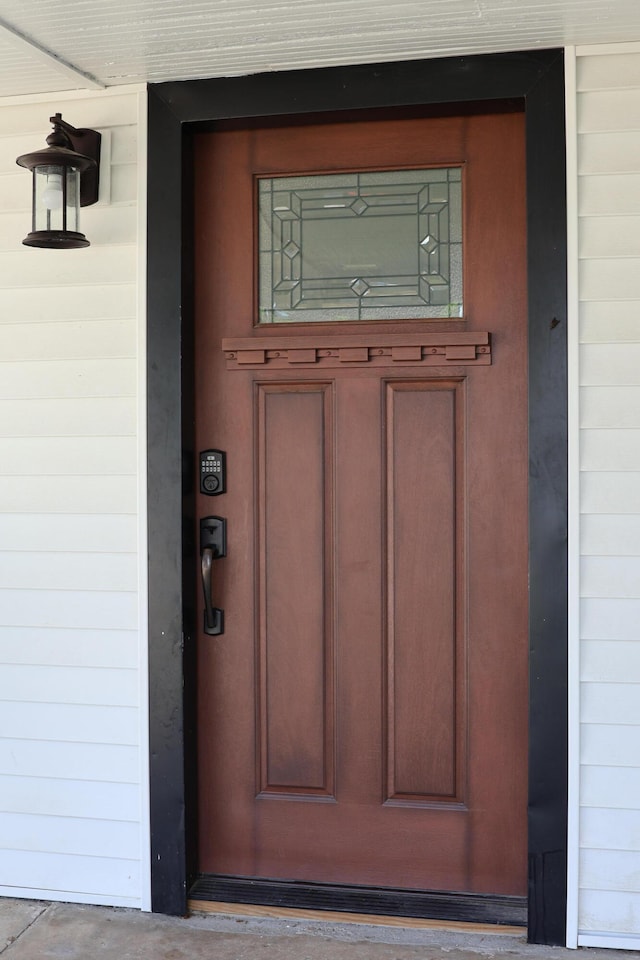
(573, 44), (640, 949)
(0, 87), (149, 909)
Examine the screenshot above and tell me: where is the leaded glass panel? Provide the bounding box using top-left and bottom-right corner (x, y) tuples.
(258, 168), (463, 324)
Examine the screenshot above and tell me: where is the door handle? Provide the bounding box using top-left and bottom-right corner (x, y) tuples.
(200, 516), (226, 636)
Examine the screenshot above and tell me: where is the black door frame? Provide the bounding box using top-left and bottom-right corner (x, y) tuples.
(147, 49), (568, 945)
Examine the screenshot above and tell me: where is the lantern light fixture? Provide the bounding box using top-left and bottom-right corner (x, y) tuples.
(16, 113), (101, 249)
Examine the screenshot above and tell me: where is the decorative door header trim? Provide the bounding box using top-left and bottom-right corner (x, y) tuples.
(222, 332), (491, 370)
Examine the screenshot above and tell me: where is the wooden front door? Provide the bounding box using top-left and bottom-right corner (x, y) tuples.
(193, 108), (528, 905)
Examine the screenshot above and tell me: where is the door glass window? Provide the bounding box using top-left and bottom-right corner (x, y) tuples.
(258, 168), (462, 324)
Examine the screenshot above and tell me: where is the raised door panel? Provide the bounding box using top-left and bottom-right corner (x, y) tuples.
(385, 380), (465, 803)
(256, 383), (335, 796)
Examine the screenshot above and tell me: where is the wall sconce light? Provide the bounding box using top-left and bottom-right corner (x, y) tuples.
(16, 113), (101, 249)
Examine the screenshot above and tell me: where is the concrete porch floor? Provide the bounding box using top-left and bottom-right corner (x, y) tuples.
(0, 898), (637, 960)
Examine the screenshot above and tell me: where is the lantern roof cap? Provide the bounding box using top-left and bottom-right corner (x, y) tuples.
(16, 112), (98, 174)
(16, 143), (95, 173)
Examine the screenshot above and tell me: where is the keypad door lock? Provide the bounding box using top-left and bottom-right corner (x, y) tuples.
(200, 449), (226, 496)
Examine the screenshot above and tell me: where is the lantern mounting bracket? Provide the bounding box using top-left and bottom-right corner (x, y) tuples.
(49, 113), (101, 207)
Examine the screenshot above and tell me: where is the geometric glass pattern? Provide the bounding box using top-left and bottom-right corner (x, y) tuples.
(258, 168), (463, 323)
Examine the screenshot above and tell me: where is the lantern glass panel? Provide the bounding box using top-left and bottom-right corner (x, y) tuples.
(33, 164), (81, 233)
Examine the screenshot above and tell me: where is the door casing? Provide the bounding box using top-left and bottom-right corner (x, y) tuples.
(147, 49), (568, 945)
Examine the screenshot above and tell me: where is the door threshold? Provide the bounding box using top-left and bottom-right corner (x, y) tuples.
(188, 899), (526, 935)
(188, 875), (527, 928)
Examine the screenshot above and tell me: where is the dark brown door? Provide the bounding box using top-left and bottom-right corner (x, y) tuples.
(193, 109), (528, 899)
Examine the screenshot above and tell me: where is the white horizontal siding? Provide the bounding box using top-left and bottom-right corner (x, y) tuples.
(581, 557), (640, 598)
(0, 359), (137, 399)
(0, 515), (137, 552)
(0, 477), (137, 513)
(0, 552), (137, 590)
(581, 473), (640, 514)
(0, 397), (136, 437)
(0, 628), (138, 668)
(0, 739), (139, 781)
(581, 850), (640, 892)
(581, 599), (640, 641)
(577, 52), (640, 91)
(579, 302), (640, 342)
(579, 215), (640, 257)
(0, 849), (140, 901)
(581, 683), (640, 725)
(581, 766), (640, 807)
(0, 247), (137, 288)
(579, 259), (640, 300)
(0, 703), (138, 746)
(579, 90), (640, 132)
(576, 49), (640, 941)
(0, 437), (137, 475)
(580, 344), (640, 384)
(579, 131), (640, 174)
(0, 319), (137, 360)
(582, 642), (640, 682)
(0, 98), (139, 137)
(0, 813), (139, 861)
(579, 852), (640, 944)
(580, 388), (640, 427)
(0, 283), (137, 322)
(0, 87), (146, 908)
(581, 429), (640, 470)
(581, 724), (640, 768)
(582, 809), (640, 852)
(580, 173), (640, 216)
(580, 889), (640, 939)
(0, 584), (138, 630)
(0, 664), (138, 706)
(0, 774), (139, 820)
